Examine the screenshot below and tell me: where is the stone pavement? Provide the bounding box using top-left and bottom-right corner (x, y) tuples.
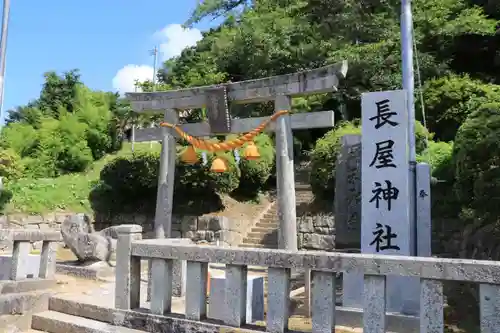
(25, 265), (366, 333)
(49, 263), (269, 315)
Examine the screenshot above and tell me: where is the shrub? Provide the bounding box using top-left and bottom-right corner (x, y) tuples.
(415, 121), (433, 155)
(417, 140), (456, 218)
(310, 119), (429, 199)
(74, 86), (117, 160)
(417, 140), (454, 182)
(0, 122), (38, 157)
(0, 188), (12, 211)
(0, 149), (23, 181)
(310, 121), (361, 199)
(235, 133), (275, 197)
(421, 74), (500, 141)
(97, 141), (242, 211)
(206, 150), (241, 194)
(99, 151), (159, 201)
(28, 116), (93, 177)
(453, 103), (500, 219)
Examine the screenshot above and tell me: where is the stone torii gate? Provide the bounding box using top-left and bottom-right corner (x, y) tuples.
(126, 61), (348, 251)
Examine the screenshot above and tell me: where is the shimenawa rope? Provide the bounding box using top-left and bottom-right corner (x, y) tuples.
(159, 110), (289, 152)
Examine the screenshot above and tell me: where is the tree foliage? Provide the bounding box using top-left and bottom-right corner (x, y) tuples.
(2, 0), (500, 219)
(0, 70), (125, 178)
(453, 103), (500, 219)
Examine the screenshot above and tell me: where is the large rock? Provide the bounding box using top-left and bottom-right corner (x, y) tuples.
(97, 225), (122, 239)
(74, 233), (114, 262)
(61, 214), (93, 238)
(61, 214), (121, 263)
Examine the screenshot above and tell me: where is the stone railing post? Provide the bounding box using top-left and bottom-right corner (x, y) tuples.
(115, 224), (143, 310)
(38, 240), (58, 279)
(7, 230), (62, 280)
(10, 239), (30, 280)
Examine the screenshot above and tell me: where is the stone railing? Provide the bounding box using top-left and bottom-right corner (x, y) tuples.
(115, 225), (500, 333)
(0, 229), (61, 280)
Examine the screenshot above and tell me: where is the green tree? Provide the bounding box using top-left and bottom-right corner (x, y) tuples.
(37, 69), (82, 118)
(421, 74), (500, 141)
(157, 0), (497, 125)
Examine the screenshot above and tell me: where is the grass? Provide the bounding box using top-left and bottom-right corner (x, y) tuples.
(2, 142), (162, 214)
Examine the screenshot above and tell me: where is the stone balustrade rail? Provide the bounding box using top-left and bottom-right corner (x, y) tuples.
(0, 229), (61, 280)
(114, 225), (500, 333)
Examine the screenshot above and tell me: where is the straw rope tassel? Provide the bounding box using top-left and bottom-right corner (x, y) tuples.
(160, 110), (289, 152)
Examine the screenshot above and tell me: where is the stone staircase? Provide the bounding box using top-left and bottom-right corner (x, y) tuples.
(31, 310), (146, 332)
(0, 279), (57, 332)
(239, 164), (314, 249)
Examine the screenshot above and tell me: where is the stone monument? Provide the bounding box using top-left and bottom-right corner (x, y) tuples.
(334, 134), (361, 249)
(61, 213), (138, 264)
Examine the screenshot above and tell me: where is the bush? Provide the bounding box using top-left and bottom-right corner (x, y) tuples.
(421, 74), (500, 141)
(0, 149), (23, 181)
(310, 121), (361, 199)
(417, 140), (456, 219)
(235, 133), (275, 197)
(97, 141), (242, 210)
(74, 86), (118, 160)
(417, 140), (454, 182)
(310, 119), (430, 199)
(415, 121), (433, 155)
(0, 188), (12, 211)
(207, 151), (241, 194)
(27, 116), (93, 177)
(0, 122), (38, 157)
(453, 103), (500, 219)
(176, 138), (241, 195)
(99, 151), (159, 201)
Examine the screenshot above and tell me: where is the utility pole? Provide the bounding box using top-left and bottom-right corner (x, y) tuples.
(0, 0), (11, 124)
(149, 46), (159, 149)
(131, 82), (138, 153)
(149, 46), (159, 91)
(400, 0), (417, 255)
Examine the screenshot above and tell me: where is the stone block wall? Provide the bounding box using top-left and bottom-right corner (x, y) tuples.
(297, 213), (336, 251)
(0, 212), (248, 247)
(93, 213), (246, 246)
(0, 213), (68, 231)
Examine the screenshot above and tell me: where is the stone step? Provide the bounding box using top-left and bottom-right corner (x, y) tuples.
(296, 192), (314, 196)
(246, 232), (276, 239)
(250, 227), (276, 233)
(239, 243), (277, 249)
(255, 222), (278, 228)
(261, 217), (277, 222)
(0, 279), (57, 295)
(259, 218), (278, 224)
(242, 238), (276, 245)
(0, 290), (52, 315)
(32, 311), (146, 333)
(0, 313), (34, 331)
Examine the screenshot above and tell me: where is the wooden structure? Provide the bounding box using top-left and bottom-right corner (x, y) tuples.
(126, 61), (348, 251)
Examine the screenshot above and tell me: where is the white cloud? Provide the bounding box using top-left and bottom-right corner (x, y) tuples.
(112, 24), (202, 95)
(155, 24), (203, 61)
(112, 64), (154, 95)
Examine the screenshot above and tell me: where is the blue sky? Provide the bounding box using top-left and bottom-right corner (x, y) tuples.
(1, 0), (215, 122)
